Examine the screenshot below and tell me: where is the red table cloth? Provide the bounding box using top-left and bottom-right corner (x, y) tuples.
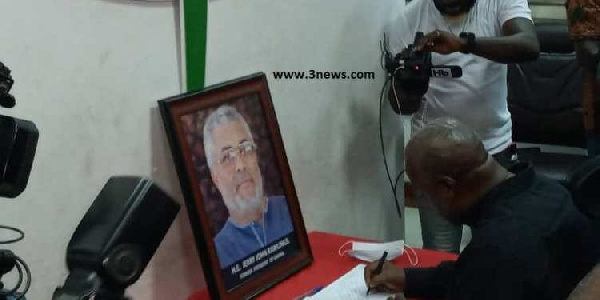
(188, 231), (458, 300)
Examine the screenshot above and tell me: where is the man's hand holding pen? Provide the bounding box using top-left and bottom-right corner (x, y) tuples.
(363, 259), (406, 294)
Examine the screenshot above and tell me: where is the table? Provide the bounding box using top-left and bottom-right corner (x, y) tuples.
(188, 231), (458, 300)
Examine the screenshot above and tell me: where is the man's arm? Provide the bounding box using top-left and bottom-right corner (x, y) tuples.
(364, 260), (456, 298)
(443, 247), (530, 300)
(471, 17), (540, 63)
(403, 261), (455, 298)
(415, 17), (540, 64)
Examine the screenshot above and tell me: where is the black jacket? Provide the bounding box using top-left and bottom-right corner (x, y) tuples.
(404, 164), (600, 300)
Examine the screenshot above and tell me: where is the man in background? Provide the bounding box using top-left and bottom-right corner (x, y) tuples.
(365, 118), (600, 299)
(386, 0), (540, 253)
(566, 0), (600, 155)
(203, 105), (293, 268)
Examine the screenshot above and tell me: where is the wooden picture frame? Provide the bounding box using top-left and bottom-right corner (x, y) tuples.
(158, 73), (312, 299)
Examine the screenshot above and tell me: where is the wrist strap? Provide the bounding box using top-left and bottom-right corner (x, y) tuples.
(459, 32), (476, 54)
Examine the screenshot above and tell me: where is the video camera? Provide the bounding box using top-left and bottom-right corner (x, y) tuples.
(0, 62), (39, 300)
(382, 32), (462, 115)
(0, 61), (180, 300)
(0, 63), (38, 199)
(376, 33), (464, 210)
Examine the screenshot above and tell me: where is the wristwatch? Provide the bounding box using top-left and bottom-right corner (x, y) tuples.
(459, 32), (476, 54)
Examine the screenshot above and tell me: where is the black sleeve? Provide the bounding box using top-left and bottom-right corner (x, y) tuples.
(405, 249), (528, 300)
(446, 251), (526, 300)
(404, 260), (456, 298)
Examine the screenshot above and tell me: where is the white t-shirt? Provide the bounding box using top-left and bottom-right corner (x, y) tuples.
(387, 0), (532, 154)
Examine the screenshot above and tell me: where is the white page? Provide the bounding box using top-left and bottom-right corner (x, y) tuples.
(305, 264), (395, 299)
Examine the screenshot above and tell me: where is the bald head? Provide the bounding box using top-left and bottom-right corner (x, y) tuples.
(405, 118), (500, 222)
(406, 118), (488, 182)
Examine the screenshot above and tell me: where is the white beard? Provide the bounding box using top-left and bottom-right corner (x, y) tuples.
(224, 176), (264, 214)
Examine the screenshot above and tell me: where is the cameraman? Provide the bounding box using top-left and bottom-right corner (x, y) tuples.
(386, 0), (539, 253)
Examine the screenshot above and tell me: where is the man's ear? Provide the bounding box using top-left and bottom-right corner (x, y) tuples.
(438, 175), (456, 198)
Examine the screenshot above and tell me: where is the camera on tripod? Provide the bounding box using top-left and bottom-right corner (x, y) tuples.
(0, 62), (39, 300)
(383, 32), (462, 115)
(0, 62), (38, 199)
(0, 61), (179, 300)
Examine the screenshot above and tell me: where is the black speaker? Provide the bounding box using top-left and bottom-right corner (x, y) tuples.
(0, 115), (38, 198)
(54, 176), (180, 299)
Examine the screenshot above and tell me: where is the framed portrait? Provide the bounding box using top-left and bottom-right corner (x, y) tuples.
(158, 73), (312, 299)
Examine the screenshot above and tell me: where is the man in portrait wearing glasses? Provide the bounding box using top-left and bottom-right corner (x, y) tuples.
(203, 105), (294, 269)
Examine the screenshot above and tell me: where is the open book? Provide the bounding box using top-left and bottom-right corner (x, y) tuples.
(305, 264), (395, 299)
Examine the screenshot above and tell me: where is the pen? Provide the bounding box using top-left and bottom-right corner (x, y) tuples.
(367, 251), (388, 296)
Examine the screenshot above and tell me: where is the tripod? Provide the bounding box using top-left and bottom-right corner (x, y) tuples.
(0, 227), (30, 300)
